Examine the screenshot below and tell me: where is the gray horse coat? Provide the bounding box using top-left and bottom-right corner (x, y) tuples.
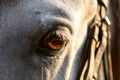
(0, 0), (97, 80)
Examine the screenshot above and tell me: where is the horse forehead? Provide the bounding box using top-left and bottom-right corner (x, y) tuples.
(1, 0), (84, 14)
(1, 0), (96, 23)
(0, 0), (89, 35)
(20, 0), (82, 15)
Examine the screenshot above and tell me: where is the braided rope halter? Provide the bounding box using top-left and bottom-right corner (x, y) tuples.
(79, 0), (113, 80)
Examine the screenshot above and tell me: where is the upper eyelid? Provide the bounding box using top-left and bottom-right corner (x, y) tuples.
(41, 26), (71, 41)
(40, 17), (73, 35)
(54, 28), (71, 40)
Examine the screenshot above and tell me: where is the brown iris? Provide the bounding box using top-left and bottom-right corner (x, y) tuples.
(48, 38), (65, 50)
(43, 32), (66, 51)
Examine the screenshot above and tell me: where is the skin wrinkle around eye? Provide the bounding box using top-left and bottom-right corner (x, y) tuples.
(38, 15), (74, 34)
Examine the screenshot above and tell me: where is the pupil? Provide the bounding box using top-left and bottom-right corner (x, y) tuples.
(52, 40), (63, 45)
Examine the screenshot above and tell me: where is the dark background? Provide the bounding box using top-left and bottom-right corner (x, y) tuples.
(110, 0), (120, 80)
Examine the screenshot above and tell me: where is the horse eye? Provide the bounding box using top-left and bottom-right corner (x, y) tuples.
(43, 32), (66, 51)
(37, 27), (70, 53)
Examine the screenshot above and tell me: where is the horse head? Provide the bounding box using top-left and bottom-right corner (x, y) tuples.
(0, 0), (100, 80)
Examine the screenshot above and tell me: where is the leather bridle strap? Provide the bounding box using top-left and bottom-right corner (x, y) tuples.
(79, 0), (113, 80)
